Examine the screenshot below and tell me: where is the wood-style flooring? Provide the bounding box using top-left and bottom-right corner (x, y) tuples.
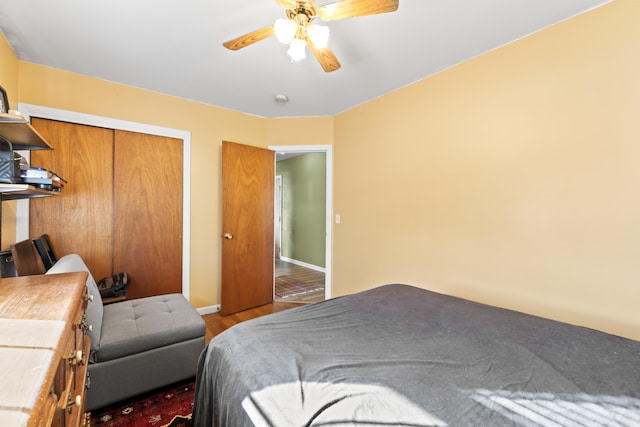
(202, 300), (304, 344)
(275, 258), (325, 304)
(202, 259), (325, 344)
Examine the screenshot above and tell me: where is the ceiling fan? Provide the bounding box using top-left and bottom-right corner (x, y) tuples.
(223, 0), (399, 73)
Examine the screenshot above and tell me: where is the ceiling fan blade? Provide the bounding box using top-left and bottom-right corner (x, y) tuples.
(223, 26), (275, 51)
(318, 0), (399, 21)
(307, 37), (341, 73)
(274, 0), (297, 9)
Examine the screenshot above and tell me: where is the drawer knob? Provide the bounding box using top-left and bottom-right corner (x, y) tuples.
(79, 315), (93, 334)
(68, 349), (85, 364)
(66, 393), (83, 412)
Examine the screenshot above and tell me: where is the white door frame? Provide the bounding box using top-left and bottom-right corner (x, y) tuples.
(17, 103), (192, 299)
(269, 144), (332, 300)
(274, 175), (283, 259)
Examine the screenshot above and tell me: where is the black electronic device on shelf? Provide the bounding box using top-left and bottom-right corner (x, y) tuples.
(0, 110), (62, 197)
(0, 135), (22, 184)
(0, 89), (64, 246)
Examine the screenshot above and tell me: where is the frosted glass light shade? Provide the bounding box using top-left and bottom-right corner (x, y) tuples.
(274, 18), (297, 44)
(287, 38), (306, 61)
(307, 24), (329, 48)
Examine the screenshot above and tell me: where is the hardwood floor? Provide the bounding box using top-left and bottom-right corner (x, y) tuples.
(202, 301), (304, 344)
(275, 258), (325, 304)
(202, 259), (325, 344)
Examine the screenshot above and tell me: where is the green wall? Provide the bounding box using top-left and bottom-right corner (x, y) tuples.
(276, 152), (326, 268)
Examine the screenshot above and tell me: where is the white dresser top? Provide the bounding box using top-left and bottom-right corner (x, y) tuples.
(0, 319), (65, 427)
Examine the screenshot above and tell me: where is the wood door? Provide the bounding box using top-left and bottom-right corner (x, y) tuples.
(30, 118), (114, 279)
(221, 141), (274, 315)
(113, 130), (183, 298)
(29, 119), (183, 298)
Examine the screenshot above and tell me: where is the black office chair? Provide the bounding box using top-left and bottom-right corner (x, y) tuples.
(32, 234), (58, 271)
(0, 250), (17, 277)
(31, 233), (130, 304)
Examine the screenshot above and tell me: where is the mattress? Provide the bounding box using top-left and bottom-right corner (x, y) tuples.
(193, 284), (640, 426)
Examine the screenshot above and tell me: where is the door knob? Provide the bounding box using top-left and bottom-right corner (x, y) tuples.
(223, 233), (233, 240)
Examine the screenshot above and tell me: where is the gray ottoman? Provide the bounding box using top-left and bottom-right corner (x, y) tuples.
(46, 254), (206, 412)
(87, 294), (206, 411)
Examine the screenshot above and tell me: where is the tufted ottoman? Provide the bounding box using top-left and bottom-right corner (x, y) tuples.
(46, 254), (206, 412)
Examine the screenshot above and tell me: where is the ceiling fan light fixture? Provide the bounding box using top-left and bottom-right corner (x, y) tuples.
(274, 18), (297, 44)
(224, 0), (399, 72)
(307, 24), (329, 48)
(287, 37), (307, 61)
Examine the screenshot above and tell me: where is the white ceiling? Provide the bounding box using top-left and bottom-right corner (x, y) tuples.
(0, 0), (608, 119)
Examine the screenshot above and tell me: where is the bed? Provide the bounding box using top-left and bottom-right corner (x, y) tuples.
(192, 284), (640, 426)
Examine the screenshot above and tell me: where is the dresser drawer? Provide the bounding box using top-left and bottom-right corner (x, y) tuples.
(0, 272), (90, 427)
(54, 289), (90, 426)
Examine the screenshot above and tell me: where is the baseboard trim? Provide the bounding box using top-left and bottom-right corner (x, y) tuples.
(197, 304), (220, 315)
(279, 257), (325, 273)
(196, 258), (325, 314)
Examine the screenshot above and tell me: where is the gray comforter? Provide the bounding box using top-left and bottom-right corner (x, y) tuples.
(193, 284), (640, 426)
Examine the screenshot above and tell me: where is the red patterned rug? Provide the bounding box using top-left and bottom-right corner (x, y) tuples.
(275, 275), (323, 298)
(90, 380), (194, 427)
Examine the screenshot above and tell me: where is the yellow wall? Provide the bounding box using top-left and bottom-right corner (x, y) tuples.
(2, 0), (639, 340)
(266, 117), (334, 146)
(333, 0), (640, 340)
(0, 33), (19, 110)
(0, 37), (327, 308)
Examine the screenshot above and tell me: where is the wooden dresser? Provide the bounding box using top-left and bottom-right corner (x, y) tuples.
(0, 272), (91, 426)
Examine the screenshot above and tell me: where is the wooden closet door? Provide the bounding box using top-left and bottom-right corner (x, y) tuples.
(29, 119), (183, 299)
(113, 130), (182, 298)
(29, 118), (114, 279)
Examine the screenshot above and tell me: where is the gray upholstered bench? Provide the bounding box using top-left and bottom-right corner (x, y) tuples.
(46, 254), (205, 411)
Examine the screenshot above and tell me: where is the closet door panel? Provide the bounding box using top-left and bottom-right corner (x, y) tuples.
(29, 118), (114, 279)
(113, 130), (182, 298)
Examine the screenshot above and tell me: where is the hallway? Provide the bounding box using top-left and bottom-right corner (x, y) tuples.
(275, 259), (325, 304)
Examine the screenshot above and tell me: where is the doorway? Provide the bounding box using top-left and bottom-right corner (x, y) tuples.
(275, 175), (282, 260)
(269, 145), (332, 302)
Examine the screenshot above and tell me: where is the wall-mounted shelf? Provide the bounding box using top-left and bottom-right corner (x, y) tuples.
(0, 113), (52, 150)
(0, 113), (59, 200)
(0, 184), (60, 200)
(0, 111), (58, 248)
